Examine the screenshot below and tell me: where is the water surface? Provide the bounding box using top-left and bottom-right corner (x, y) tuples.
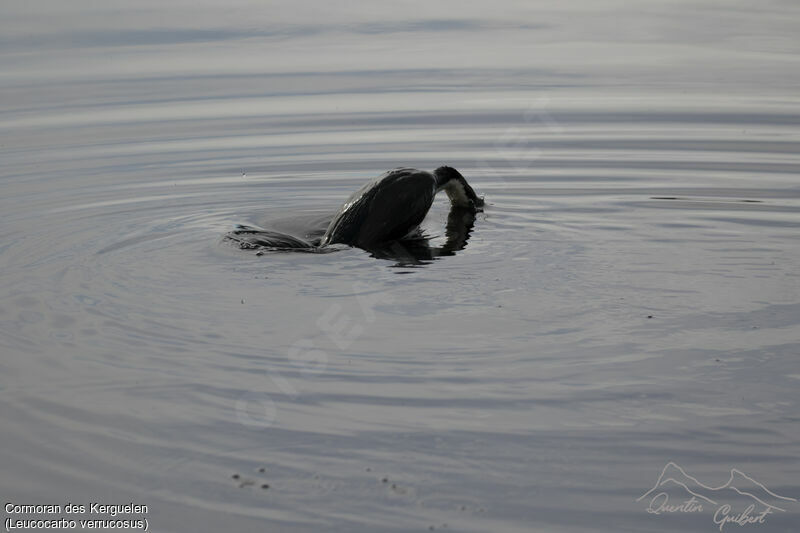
(2, 1), (800, 532)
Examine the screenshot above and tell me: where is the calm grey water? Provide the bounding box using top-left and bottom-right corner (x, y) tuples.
(2, 2), (800, 532)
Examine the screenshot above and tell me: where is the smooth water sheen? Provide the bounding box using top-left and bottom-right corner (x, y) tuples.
(2, 2), (800, 532)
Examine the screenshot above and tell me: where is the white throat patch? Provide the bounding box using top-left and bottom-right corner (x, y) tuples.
(437, 179), (471, 208)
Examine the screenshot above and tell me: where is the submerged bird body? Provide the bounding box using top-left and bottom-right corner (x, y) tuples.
(226, 166), (483, 255)
(322, 166), (483, 248)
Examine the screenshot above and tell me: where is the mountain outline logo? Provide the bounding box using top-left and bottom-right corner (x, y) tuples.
(637, 461), (797, 530)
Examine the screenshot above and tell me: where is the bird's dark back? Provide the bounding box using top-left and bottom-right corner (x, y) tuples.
(322, 168), (437, 247)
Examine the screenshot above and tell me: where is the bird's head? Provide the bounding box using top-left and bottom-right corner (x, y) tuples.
(434, 166), (484, 212)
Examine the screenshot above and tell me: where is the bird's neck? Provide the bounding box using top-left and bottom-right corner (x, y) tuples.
(436, 178), (472, 208)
